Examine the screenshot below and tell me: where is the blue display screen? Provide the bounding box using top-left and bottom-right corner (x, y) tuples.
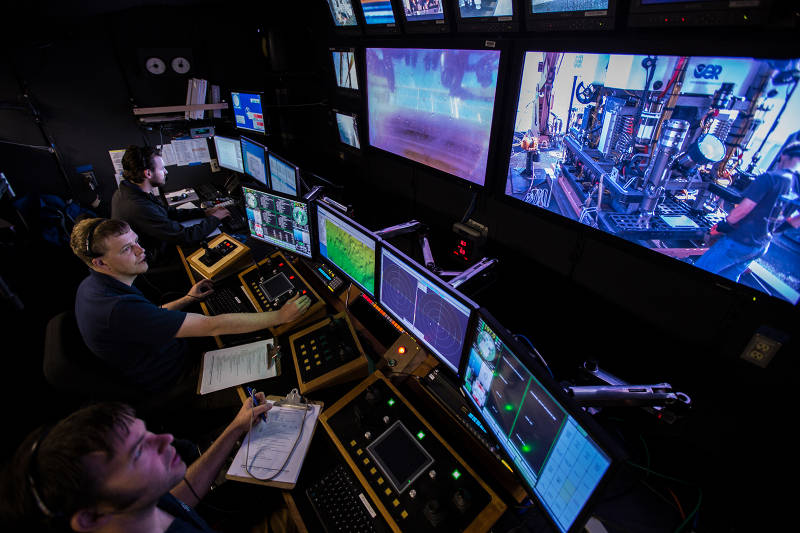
(336, 112), (361, 149)
(462, 316), (611, 532)
(360, 0), (396, 24)
(379, 247), (472, 373)
(240, 137), (268, 186)
(231, 92), (265, 134)
(268, 153), (299, 197)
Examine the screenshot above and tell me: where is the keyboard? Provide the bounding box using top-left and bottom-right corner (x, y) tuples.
(203, 286), (254, 315)
(306, 464), (388, 533)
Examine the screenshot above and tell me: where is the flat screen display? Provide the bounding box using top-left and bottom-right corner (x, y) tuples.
(336, 112), (361, 149)
(359, 0), (396, 24)
(457, 0), (512, 18)
(332, 49), (359, 91)
(240, 136), (268, 186)
(243, 187), (312, 258)
(366, 47), (501, 186)
(366, 421), (434, 494)
(325, 0), (359, 25)
(316, 203), (376, 295)
(379, 246), (473, 373)
(462, 312), (612, 533)
(531, 0), (608, 13)
(268, 153), (300, 197)
(231, 91), (265, 134)
(506, 50), (800, 305)
(402, 0), (445, 21)
(213, 136), (243, 173)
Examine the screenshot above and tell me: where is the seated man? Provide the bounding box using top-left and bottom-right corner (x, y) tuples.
(68, 217), (311, 402)
(112, 145), (230, 266)
(2, 396), (272, 532)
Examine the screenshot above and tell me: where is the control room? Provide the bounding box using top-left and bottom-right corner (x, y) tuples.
(1, 1), (797, 532)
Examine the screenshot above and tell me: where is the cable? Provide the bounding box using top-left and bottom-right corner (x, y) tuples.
(243, 401), (310, 481)
(514, 334), (553, 379)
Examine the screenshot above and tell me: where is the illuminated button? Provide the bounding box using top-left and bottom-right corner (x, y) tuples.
(416, 430), (426, 440)
(356, 449), (363, 456)
(384, 488), (391, 496)
(300, 344), (305, 349)
(409, 489), (416, 499)
(363, 458), (370, 465)
(364, 432), (372, 440)
(451, 469), (462, 480)
(303, 359), (309, 364)
(383, 416), (390, 424)
(392, 499), (399, 507)
(398, 346), (406, 354)
(310, 339), (315, 344)
(428, 470), (436, 480)
(387, 398), (395, 407)
(316, 361), (321, 366)
(305, 366), (311, 371)
(401, 510), (408, 519)
(377, 477), (384, 485)
(349, 440), (357, 447)
(302, 351), (307, 356)
(302, 290), (307, 294)
(370, 467), (377, 475)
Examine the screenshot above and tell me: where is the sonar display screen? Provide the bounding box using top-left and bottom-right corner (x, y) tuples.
(379, 246), (472, 373)
(462, 314), (612, 533)
(316, 204), (376, 295)
(243, 187), (312, 258)
(366, 47), (500, 186)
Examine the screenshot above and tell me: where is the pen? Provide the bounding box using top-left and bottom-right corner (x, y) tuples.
(246, 386), (268, 423)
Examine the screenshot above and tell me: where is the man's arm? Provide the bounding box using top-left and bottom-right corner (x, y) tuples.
(174, 293), (311, 337)
(726, 198), (758, 225)
(171, 392), (271, 506)
(161, 280), (215, 311)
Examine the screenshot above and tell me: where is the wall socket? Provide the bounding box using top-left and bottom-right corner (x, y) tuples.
(740, 332), (782, 368)
(210, 159), (220, 172)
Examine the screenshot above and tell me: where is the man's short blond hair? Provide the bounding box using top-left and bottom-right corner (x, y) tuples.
(70, 218), (131, 266)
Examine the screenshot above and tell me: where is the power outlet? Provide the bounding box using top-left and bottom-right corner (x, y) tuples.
(210, 159), (220, 172)
(740, 333), (782, 368)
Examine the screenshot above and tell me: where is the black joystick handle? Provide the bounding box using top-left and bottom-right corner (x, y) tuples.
(423, 499), (448, 527)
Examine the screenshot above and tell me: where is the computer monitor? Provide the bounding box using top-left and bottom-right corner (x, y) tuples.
(455, 0), (518, 32)
(525, 0), (615, 31)
(399, 0), (450, 33)
(267, 152), (300, 198)
(462, 309), (616, 533)
(358, 0), (401, 33)
(315, 202), (378, 296)
(213, 135), (244, 173)
(243, 186), (312, 258)
(378, 244), (475, 374)
(366, 47), (501, 187)
(505, 50), (800, 305)
(230, 91), (265, 134)
(335, 110), (361, 150)
(240, 136), (269, 186)
(324, 0), (360, 28)
(330, 48), (359, 93)
(628, 0), (769, 27)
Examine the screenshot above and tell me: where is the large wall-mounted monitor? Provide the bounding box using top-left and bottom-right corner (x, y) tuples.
(230, 91), (265, 134)
(243, 186), (312, 258)
(399, 0), (450, 33)
(505, 50), (800, 305)
(358, 0), (401, 33)
(379, 244), (476, 374)
(324, 0), (361, 32)
(461, 309), (616, 533)
(366, 47), (501, 187)
(334, 110), (361, 150)
(525, 0), (615, 31)
(240, 136), (269, 186)
(455, 0), (518, 32)
(628, 0), (770, 27)
(213, 135), (243, 173)
(331, 48), (360, 93)
(315, 202), (378, 296)
(267, 152), (301, 198)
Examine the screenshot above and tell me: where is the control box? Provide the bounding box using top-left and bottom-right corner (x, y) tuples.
(289, 311), (368, 394)
(187, 233), (249, 280)
(320, 371), (506, 533)
(238, 251), (326, 336)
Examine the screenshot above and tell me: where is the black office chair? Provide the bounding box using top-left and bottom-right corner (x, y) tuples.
(42, 311), (156, 412)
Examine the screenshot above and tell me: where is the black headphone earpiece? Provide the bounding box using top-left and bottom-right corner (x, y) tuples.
(85, 219), (105, 258)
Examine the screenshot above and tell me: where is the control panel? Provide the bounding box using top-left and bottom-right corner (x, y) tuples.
(238, 251), (326, 336)
(289, 311), (368, 394)
(187, 233), (250, 281)
(321, 371), (506, 533)
(309, 260), (346, 294)
(198, 238), (238, 267)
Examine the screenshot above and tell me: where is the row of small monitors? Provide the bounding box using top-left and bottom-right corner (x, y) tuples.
(212, 135), (301, 198)
(326, 0), (769, 33)
(240, 184), (615, 533)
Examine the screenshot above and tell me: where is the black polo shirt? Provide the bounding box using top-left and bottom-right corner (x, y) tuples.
(75, 270), (189, 393)
(112, 180), (220, 265)
(161, 493), (216, 533)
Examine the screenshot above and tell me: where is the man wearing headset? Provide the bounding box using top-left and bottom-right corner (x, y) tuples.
(111, 145), (230, 266)
(68, 217), (311, 404)
(2, 398), (272, 532)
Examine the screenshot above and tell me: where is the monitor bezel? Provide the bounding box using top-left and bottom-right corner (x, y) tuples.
(329, 47), (361, 96)
(627, 0), (771, 27)
(397, 0), (451, 33)
(453, 0), (519, 32)
(494, 43), (800, 310)
(460, 307), (623, 533)
(267, 151), (302, 199)
(239, 135), (270, 188)
(229, 90), (266, 135)
(212, 134), (244, 174)
(313, 200), (380, 297)
(364, 42), (508, 190)
(524, 0), (616, 31)
(324, 0), (364, 34)
(377, 240), (478, 376)
(241, 185), (314, 259)
(357, 0), (402, 34)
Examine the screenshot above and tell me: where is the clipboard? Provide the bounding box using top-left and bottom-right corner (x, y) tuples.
(197, 341), (282, 395)
(225, 394), (323, 490)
